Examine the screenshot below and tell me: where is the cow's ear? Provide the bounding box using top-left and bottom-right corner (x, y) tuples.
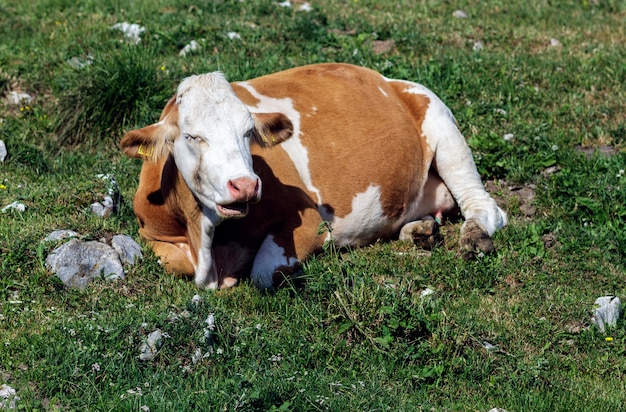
(120, 99), (178, 160)
(252, 112), (294, 147)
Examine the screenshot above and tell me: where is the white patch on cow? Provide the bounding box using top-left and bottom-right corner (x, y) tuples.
(378, 86), (388, 97)
(383, 76), (507, 235)
(329, 185), (395, 247)
(237, 82), (323, 204)
(251, 235), (299, 290)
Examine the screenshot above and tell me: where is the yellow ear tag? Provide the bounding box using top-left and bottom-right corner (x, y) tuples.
(137, 144), (154, 157)
(261, 134), (276, 144)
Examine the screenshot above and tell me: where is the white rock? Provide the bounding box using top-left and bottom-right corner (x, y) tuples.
(111, 22), (145, 45)
(111, 234), (143, 265)
(549, 38), (561, 47)
(495, 108), (507, 115)
(0, 140), (6, 162)
(1, 201), (26, 213)
(482, 341), (498, 352)
(44, 230), (79, 242)
(299, 2), (313, 12)
(205, 313), (215, 331)
(7, 91), (32, 106)
(420, 288), (435, 299)
(191, 348), (203, 364)
(503, 133), (515, 141)
(90, 174), (121, 218)
(0, 384), (20, 410)
(66, 56), (93, 69)
(592, 296), (621, 333)
(453, 10), (468, 18)
(45, 239), (125, 289)
(179, 40), (199, 57)
(227, 32), (241, 40)
(139, 329), (163, 361)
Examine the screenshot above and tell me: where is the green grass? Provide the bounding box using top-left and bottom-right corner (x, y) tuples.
(1, 0), (625, 410)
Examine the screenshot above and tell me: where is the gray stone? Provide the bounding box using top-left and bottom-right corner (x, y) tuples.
(1, 201), (25, 213)
(139, 329), (163, 361)
(0, 384), (20, 410)
(592, 296), (621, 333)
(7, 91), (32, 106)
(111, 234), (143, 265)
(44, 230), (79, 242)
(90, 174), (121, 218)
(45, 239), (124, 289)
(0, 140), (6, 163)
(452, 10), (468, 18)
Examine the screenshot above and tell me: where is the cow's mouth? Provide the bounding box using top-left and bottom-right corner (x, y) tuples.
(217, 202), (249, 218)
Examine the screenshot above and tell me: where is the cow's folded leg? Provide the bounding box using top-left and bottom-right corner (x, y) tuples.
(399, 218), (442, 250)
(149, 240), (195, 278)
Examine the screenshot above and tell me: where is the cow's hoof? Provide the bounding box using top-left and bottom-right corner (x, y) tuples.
(459, 219), (495, 259)
(219, 276), (239, 289)
(399, 219), (442, 250)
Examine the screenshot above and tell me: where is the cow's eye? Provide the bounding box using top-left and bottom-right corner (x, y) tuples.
(184, 134), (199, 142)
(244, 129), (255, 141)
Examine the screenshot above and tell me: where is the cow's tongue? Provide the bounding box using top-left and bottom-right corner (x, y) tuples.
(217, 202), (249, 217)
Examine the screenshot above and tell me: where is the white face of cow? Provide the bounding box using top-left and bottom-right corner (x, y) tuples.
(173, 73), (261, 220)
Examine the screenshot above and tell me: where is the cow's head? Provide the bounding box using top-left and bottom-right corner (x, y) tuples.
(121, 72), (279, 220)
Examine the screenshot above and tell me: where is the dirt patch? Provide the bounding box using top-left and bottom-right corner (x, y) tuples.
(485, 180), (537, 219)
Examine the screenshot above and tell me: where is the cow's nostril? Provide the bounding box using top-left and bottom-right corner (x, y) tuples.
(228, 177), (260, 202)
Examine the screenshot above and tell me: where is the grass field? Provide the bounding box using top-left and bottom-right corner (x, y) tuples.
(1, 0), (625, 410)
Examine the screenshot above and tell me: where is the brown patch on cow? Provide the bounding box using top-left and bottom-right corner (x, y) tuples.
(231, 83), (261, 107)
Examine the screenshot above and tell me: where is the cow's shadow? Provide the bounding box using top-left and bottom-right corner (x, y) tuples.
(213, 155), (329, 285)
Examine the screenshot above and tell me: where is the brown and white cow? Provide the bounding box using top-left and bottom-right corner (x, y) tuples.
(120, 63), (507, 290)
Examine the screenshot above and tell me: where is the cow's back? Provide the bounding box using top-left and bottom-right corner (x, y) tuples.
(232, 64), (434, 246)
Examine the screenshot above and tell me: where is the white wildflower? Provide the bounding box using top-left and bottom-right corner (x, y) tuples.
(227, 32), (241, 40)
(503, 133), (514, 141)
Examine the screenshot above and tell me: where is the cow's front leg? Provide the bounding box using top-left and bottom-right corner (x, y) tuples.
(251, 209), (324, 290)
(194, 207), (220, 289)
(250, 234), (300, 290)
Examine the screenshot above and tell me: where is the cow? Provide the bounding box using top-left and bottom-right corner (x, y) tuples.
(120, 63), (507, 290)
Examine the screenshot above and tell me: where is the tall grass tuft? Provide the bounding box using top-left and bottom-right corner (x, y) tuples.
(54, 45), (172, 147)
